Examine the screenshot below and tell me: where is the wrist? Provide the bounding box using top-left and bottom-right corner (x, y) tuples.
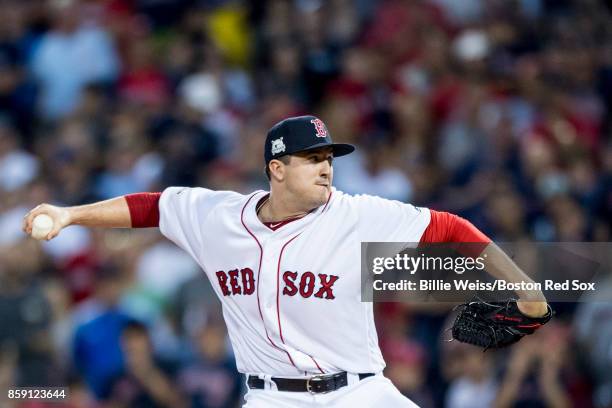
(63, 207), (76, 227)
(517, 299), (549, 317)
(517, 287), (546, 302)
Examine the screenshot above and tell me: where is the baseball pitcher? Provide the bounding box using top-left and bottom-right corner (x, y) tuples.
(23, 116), (551, 407)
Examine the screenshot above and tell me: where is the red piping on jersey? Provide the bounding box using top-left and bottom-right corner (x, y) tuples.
(258, 191), (332, 231)
(264, 216), (305, 231)
(276, 233), (302, 371)
(255, 194), (300, 231)
(240, 192), (299, 370)
(310, 356), (324, 374)
(276, 232), (325, 375)
(322, 190), (333, 212)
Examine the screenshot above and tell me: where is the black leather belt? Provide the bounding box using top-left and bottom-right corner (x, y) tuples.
(247, 372), (374, 394)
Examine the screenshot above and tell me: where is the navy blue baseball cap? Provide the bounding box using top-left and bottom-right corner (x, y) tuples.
(264, 116), (355, 164)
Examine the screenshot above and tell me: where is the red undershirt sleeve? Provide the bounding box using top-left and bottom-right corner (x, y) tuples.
(124, 192), (161, 228)
(419, 210), (491, 256)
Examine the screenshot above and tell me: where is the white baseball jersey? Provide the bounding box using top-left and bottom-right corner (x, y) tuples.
(159, 187), (430, 377)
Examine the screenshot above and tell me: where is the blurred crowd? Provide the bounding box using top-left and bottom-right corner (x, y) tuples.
(0, 0), (611, 407)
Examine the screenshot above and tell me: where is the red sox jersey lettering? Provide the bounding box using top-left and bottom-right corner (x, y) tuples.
(215, 268), (256, 296)
(282, 271), (339, 299)
(158, 187), (430, 377)
(215, 269), (338, 299)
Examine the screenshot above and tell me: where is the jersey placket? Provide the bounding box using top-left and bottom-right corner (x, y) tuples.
(258, 236), (300, 371)
(260, 229), (328, 375)
(241, 192), (301, 372)
(242, 191), (329, 375)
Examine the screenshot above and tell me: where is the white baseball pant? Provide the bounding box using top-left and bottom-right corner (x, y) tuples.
(242, 373), (419, 407)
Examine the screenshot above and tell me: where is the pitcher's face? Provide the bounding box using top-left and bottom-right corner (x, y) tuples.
(283, 147), (334, 209)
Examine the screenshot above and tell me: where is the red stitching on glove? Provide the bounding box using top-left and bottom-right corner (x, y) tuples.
(494, 314), (522, 322)
(516, 323), (542, 329)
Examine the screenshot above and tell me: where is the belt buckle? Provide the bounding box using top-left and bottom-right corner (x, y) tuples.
(306, 374), (331, 394)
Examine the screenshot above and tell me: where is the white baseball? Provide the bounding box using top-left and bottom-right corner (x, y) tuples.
(31, 214), (54, 240)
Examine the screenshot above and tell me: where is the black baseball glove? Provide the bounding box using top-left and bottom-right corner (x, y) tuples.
(451, 299), (553, 350)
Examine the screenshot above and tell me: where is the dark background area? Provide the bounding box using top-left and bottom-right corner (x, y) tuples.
(0, 0), (611, 407)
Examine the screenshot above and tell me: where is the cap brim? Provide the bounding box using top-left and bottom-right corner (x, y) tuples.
(293, 142), (355, 157)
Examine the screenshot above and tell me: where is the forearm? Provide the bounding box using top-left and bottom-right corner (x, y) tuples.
(67, 196), (132, 228)
(24, 192), (161, 240)
(481, 243), (548, 316)
(481, 243), (544, 300)
(419, 210), (547, 316)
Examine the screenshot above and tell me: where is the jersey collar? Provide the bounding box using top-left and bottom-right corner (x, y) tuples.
(242, 190), (333, 237)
